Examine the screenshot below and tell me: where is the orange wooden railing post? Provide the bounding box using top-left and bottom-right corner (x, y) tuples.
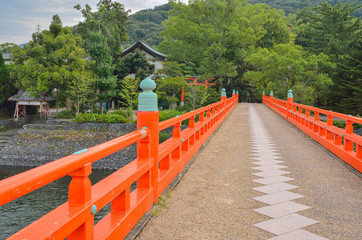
(68, 162), (93, 240)
(344, 119), (354, 151)
(287, 89), (293, 120)
(262, 91), (265, 103)
(326, 114), (334, 140)
(137, 77), (159, 203)
(221, 88), (227, 119)
(236, 90), (239, 102)
(270, 91), (274, 105)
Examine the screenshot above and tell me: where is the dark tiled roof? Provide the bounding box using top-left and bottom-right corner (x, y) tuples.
(121, 40), (166, 60)
(8, 90), (55, 101)
(2, 52), (10, 60)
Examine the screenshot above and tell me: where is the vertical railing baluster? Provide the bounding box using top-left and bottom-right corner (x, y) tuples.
(68, 162), (93, 240)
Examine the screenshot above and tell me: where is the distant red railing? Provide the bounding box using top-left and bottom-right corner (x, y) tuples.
(263, 91), (362, 173)
(0, 80), (238, 240)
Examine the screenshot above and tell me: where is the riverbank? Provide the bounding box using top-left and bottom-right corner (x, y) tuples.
(0, 121), (138, 170)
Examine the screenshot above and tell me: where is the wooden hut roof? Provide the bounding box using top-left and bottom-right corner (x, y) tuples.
(8, 90), (55, 101)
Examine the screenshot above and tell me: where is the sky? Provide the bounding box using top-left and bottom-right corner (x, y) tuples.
(0, 0), (171, 45)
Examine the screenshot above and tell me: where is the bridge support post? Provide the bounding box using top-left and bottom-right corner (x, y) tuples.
(137, 77), (160, 203)
(262, 91), (265, 103)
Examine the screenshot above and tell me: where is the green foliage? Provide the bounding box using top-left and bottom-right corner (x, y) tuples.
(74, 113), (128, 123)
(0, 43), (18, 53)
(0, 126), (5, 132)
(75, 0), (128, 59)
(249, 0), (362, 17)
(118, 76), (140, 122)
(156, 61), (195, 77)
(244, 43), (334, 105)
(115, 49), (153, 79)
(10, 15), (94, 109)
(125, 4), (171, 47)
(111, 109), (128, 118)
(56, 110), (76, 119)
(156, 77), (185, 109)
(159, 109), (187, 122)
(159, 0), (291, 90)
(289, 1), (362, 114)
(185, 85), (209, 109)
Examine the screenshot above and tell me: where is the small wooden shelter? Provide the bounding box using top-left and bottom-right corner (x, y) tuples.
(8, 90), (55, 119)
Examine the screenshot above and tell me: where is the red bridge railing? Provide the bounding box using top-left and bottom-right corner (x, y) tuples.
(263, 90), (362, 173)
(0, 78), (238, 240)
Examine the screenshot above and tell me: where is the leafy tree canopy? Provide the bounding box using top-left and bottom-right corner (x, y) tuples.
(159, 0), (291, 90)
(10, 15), (95, 109)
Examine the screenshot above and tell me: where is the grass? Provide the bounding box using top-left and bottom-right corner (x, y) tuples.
(151, 190), (172, 216)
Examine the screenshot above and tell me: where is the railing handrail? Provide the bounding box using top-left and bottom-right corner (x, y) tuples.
(263, 95), (362, 124)
(159, 101), (220, 131)
(0, 129), (150, 206)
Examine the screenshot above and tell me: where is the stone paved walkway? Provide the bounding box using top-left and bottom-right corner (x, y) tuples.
(137, 103), (362, 240)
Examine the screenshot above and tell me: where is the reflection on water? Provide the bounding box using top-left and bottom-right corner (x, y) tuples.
(0, 166), (115, 239)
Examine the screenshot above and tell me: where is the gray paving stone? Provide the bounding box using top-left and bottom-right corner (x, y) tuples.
(253, 191), (304, 205)
(254, 201), (311, 218)
(252, 165), (287, 171)
(253, 182), (299, 194)
(254, 213), (319, 235)
(251, 156), (283, 161)
(252, 175), (294, 185)
(251, 160), (285, 166)
(253, 169), (291, 178)
(268, 229), (329, 240)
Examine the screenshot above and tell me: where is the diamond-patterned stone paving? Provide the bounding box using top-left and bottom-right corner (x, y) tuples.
(249, 105), (328, 239)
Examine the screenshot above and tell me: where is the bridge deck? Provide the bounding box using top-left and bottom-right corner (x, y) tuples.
(137, 103), (361, 240)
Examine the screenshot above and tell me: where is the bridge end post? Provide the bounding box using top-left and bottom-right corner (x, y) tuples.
(262, 91), (265, 103)
(287, 89), (293, 119)
(221, 88), (227, 117)
(236, 90), (239, 103)
(137, 76), (160, 204)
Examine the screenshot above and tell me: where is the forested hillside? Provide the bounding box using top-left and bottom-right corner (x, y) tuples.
(124, 4), (171, 47)
(249, 0), (362, 17)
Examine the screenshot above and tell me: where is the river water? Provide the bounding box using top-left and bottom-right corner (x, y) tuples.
(0, 166), (115, 240)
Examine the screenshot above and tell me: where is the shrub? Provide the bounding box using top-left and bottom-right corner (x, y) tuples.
(105, 114), (128, 123)
(56, 110), (76, 119)
(159, 109), (187, 122)
(0, 126), (5, 132)
(75, 113), (97, 123)
(111, 110), (128, 118)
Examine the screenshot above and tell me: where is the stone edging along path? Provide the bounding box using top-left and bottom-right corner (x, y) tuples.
(249, 105), (328, 240)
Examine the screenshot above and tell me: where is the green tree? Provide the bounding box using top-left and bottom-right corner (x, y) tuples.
(244, 43), (334, 105)
(118, 76), (140, 121)
(185, 84), (210, 109)
(75, 0), (129, 62)
(159, 0), (291, 91)
(0, 43), (18, 53)
(156, 77), (185, 109)
(296, 1), (361, 113)
(115, 49), (153, 80)
(10, 15), (95, 109)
